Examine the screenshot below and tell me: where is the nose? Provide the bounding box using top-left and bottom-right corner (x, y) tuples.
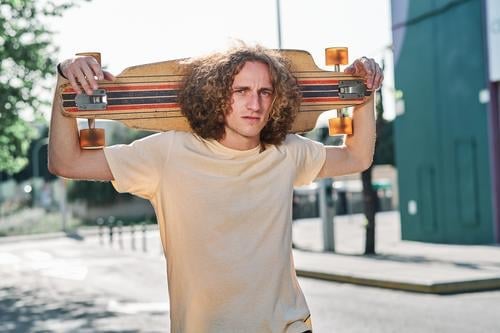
(246, 92), (261, 112)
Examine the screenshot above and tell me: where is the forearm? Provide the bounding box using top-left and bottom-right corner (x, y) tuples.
(344, 93), (376, 169)
(48, 74), (83, 177)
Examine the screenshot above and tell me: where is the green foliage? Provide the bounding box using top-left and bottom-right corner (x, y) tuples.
(0, 0), (88, 174)
(67, 179), (129, 206)
(0, 116), (35, 173)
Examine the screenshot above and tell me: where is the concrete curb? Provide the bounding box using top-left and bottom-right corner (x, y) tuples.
(0, 231), (80, 244)
(0, 225), (159, 244)
(296, 269), (500, 294)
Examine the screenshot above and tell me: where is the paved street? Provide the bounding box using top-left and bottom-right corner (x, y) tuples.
(0, 236), (169, 333)
(301, 277), (500, 333)
(1, 226), (500, 332)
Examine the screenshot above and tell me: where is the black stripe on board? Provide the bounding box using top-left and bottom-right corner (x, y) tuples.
(107, 97), (178, 105)
(299, 85), (338, 92)
(62, 96), (178, 108)
(62, 89), (178, 101)
(302, 91), (339, 98)
(107, 90), (177, 98)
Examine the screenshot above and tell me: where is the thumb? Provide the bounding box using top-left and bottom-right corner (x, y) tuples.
(103, 71), (116, 81)
(344, 65), (355, 74)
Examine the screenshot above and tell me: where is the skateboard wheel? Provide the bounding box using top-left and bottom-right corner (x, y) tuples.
(328, 116), (353, 136)
(79, 128), (105, 149)
(325, 47), (348, 66)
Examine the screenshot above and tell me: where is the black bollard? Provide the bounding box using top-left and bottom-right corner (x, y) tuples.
(142, 222), (147, 252)
(130, 224), (136, 251)
(108, 216), (115, 246)
(96, 217), (104, 245)
(117, 220), (123, 250)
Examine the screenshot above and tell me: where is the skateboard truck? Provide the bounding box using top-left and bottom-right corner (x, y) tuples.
(75, 89), (107, 110)
(339, 80), (365, 99)
(75, 52), (106, 149)
(325, 47), (353, 136)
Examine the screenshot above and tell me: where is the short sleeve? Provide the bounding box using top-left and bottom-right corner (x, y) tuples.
(103, 131), (174, 200)
(284, 134), (326, 187)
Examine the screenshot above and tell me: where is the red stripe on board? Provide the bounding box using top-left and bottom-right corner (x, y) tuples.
(302, 97), (342, 102)
(298, 79), (340, 85)
(66, 103), (180, 112)
(63, 83), (180, 93)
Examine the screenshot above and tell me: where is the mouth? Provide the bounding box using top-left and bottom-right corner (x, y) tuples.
(242, 116), (260, 121)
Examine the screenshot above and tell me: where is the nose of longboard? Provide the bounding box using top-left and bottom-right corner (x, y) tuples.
(76, 52), (102, 65)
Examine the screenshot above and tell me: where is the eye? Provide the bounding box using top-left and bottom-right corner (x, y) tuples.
(260, 90), (273, 97)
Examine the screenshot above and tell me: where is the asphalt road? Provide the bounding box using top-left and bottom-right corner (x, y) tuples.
(0, 232), (499, 333)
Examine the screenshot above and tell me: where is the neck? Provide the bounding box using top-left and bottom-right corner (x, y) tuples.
(217, 136), (260, 151)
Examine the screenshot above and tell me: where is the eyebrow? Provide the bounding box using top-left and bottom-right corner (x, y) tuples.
(232, 86), (274, 93)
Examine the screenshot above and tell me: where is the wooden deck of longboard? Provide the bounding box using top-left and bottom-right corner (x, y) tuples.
(58, 50), (369, 133)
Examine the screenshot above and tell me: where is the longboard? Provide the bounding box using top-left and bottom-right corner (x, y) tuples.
(58, 49), (368, 147)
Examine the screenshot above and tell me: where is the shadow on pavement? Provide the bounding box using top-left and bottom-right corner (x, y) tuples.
(0, 285), (138, 333)
(65, 231), (85, 241)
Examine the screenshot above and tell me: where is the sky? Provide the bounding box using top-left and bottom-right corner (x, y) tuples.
(48, 0), (394, 120)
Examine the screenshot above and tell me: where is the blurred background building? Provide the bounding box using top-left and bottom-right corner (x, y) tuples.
(391, 0), (500, 244)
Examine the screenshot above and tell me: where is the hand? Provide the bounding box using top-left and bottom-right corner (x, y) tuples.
(344, 57), (383, 91)
(59, 55), (115, 95)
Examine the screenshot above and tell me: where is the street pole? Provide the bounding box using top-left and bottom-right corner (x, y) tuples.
(0, 172), (3, 223)
(276, 0), (282, 49)
(319, 178), (335, 251)
(60, 178), (68, 232)
(31, 137), (49, 207)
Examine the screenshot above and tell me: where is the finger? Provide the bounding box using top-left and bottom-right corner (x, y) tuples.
(103, 70), (116, 81)
(354, 59), (366, 74)
(74, 69), (93, 96)
(89, 61), (104, 81)
(368, 63), (377, 90)
(373, 69), (383, 90)
(343, 63), (355, 74)
(370, 59), (379, 89)
(80, 62), (99, 91)
(370, 61), (384, 90)
(362, 58), (376, 89)
(378, 72), (384, 89)
(66, 71), (82, 95)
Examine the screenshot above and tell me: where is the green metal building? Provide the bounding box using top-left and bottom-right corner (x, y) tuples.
(391, 0), (500, 244)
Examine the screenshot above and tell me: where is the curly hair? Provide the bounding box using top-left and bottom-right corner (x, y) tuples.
(178, 44), (301, 146)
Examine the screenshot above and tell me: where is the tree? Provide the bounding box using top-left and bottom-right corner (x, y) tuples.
(362, 60), (395, 255)
(0, 0), (87, 175)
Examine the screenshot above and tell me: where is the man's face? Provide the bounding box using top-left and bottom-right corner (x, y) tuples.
(220, 61), (274, 150)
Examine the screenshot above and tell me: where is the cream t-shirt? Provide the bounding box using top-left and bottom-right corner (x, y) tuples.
(104, 131), (326, 333)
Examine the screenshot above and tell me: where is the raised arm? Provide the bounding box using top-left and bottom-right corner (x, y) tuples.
(317, 57), (383, 178)
(48, 56), (115, 181)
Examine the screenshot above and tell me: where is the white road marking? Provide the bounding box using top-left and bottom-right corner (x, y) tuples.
(0, 250), (90, 281)
(41, 263), (89, 281)
(107, 299), (169, 314)
(0, 252), (20, 265)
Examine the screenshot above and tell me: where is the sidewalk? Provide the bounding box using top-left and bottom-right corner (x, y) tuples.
(2, 211), (500, 295)
(292, 211), (500, 294)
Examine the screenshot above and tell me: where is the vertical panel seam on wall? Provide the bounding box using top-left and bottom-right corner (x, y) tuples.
(433, 0), (446, 241)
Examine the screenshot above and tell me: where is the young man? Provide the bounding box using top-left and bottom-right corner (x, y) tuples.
(49, 45), (382, 333)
